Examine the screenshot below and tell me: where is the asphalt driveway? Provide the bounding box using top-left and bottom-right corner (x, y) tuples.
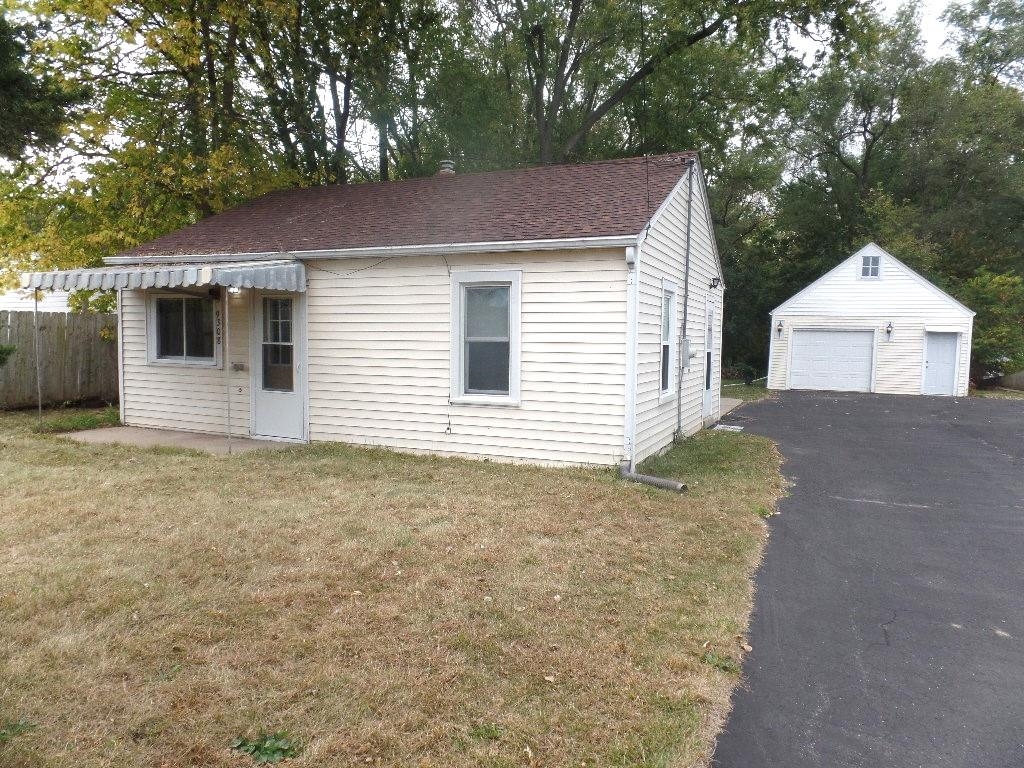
(713, 391), (1024, 768)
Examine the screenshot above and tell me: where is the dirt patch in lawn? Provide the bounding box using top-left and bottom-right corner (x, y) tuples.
(0, 411), (782, 767)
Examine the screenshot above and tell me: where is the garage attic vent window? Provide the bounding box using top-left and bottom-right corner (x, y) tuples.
(861, 253), (881, 278)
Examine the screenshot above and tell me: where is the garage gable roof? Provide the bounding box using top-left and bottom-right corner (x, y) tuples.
(772, 243), (975, 317)
(113, 153), (698, 260)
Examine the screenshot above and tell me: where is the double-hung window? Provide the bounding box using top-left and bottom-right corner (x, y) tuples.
(661, 282), (676, 395)
(451, 270), (521, 405)
(861, 253), (880, 278)
(148, 294), (221, 366)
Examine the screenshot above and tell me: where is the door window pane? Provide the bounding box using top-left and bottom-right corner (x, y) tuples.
(262, 297), (294, 392)
(263, 344), (294, 391)
(156, 298), (184, 358)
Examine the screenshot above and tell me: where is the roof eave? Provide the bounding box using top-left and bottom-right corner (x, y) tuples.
(103, 235), (638, 266)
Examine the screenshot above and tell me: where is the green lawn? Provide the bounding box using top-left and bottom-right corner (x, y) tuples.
(0, 409), (783, 768)
(972, 386), (1024, 400)
(720, 378), (772, 403)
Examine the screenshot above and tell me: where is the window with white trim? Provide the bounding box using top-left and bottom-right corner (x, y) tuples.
(861, 253), (880, 278)
(147, 293), (221, 365)
(661, 284), (676, 394)
(450, 270), (521, 404)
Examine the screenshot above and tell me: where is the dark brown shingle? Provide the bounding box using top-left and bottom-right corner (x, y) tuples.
(119, 152), (697, 259)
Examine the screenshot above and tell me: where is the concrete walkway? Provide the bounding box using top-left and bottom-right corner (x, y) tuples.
(66, 426), (297, 455)
(721, 397), (743, 417)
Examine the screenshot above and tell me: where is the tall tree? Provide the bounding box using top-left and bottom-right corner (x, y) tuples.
(0, 13), (83, 161)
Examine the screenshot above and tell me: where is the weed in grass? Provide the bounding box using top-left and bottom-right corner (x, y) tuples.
(0, 718), (35, 745)
(756, 506), (773, 519)
(467, 722), (503, 741)
(702, 652), (741, 674)
(230, 732), (302, 764)
(30, 406), (119, 434)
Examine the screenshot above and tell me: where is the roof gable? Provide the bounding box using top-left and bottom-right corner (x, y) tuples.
(119, 153), (698, 260)
(772, 243), (974, 317)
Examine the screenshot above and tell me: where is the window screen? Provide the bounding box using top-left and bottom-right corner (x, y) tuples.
(155, 296), (216, 361)
(464, 285), (510, 395)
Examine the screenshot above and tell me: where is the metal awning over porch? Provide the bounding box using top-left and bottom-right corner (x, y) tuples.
(21, 259), (305, 292)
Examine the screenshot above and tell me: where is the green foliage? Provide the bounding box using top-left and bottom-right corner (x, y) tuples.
(0, 14), (85, 161)
(230, 732), (302, 764)
(957, 271), (1024, 377)
(0, 718), (35, 745)
(0, 344), (15, 368)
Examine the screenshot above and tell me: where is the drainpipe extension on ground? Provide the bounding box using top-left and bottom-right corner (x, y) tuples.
(618, 461), (687, 493)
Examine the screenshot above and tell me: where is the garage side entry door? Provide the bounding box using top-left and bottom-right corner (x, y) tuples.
(790, 329), (874, 392)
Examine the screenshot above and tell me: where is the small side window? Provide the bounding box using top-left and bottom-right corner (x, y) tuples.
(661, 285), (676, 394)
(861, 254), (880, 278)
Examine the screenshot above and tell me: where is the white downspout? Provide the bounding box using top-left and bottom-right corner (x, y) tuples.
(623, 244), (639, 471)
(675, 159), (695, 439)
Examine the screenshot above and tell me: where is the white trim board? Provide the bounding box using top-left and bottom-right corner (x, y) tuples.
(104, 236), (637, 266)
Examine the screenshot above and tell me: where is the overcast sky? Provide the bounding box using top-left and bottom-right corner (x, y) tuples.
(880, 0), (957, 58)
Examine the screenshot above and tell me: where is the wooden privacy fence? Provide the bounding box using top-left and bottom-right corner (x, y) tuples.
(0, 310), (118, 408)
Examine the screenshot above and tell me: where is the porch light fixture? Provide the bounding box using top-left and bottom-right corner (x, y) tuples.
(709, 277), (721, 289)
(776, 320), (784, 337)
(886, 321), (894, 338)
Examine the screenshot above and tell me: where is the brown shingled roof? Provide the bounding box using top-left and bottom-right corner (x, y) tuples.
(119, 152), (698, 259)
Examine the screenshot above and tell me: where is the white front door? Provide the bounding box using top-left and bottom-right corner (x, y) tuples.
(251, 292), (306, 440)
(923, 332), (959, 396)
(789, 329), (874, 392)
(702, 294), (715, 420)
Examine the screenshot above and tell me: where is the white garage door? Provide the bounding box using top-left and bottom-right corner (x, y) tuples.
(790, 329), (874, 392)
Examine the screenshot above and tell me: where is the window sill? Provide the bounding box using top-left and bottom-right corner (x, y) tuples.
(659, 390), (676, 404)
(146, 357), (222, 369)
(449, 395), (521, 408)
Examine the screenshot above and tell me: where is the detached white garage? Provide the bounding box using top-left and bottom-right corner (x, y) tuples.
(768, 243), (974, 397)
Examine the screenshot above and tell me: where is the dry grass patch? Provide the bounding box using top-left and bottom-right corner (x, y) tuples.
(0, 410), (783, 767)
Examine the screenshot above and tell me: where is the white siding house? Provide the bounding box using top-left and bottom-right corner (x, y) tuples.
(0, 288), (71, 313)
(768, 243), (974, 397)
(23, 153), (724, 467)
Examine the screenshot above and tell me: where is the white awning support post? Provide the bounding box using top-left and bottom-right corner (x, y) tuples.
(33, 290), (42, 423)
(224, 290), (232, 455)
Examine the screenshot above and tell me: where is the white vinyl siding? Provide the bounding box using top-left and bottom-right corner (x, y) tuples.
(768, 246), (973, 397)
(120, 289), (251, 434)
(633, 168), (724, 463)
(305, 250), (628, 466)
